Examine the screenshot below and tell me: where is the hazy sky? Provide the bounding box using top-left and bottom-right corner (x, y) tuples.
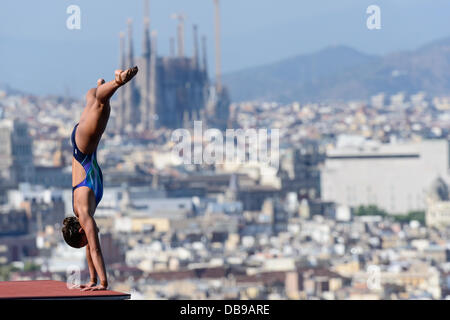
(1, 0), (450, 97)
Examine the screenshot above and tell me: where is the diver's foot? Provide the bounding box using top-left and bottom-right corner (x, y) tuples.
(114, 66), (138, 86)
(97, 78), (105, 86)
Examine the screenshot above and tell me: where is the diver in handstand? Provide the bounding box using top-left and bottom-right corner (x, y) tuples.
(62, 66), (138, 291)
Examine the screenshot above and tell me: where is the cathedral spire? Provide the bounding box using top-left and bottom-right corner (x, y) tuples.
(149, 30), (158, 130)
(142, 0), (151, 58)
(124, 18), (140, 133)
(127, 18), (134, 67)
(117, 32), (126, 134)
(139, 0), (152, 131)
(201, 35), (208, 75)
(193, 24), (199, 69)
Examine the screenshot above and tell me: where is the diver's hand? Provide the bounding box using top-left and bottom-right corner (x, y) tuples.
(81, 284), (107, 291)
(79, 281), (97, 289)
(70, 281), (97, 290)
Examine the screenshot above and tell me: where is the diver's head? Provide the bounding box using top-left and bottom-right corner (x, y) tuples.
(61, 216), (88, 248)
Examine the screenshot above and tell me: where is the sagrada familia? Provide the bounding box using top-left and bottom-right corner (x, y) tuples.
(114, 1), (230, 134)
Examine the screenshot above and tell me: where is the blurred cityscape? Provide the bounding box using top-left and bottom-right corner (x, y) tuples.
(1, 1), (450, 301)
(1, 86), (450, 300)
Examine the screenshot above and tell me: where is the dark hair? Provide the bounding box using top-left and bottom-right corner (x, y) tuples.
(62, 217), (84, 248)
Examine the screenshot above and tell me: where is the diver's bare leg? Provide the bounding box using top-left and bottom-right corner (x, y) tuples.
(75, 67), (138, 153)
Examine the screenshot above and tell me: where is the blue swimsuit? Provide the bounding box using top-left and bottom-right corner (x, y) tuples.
(71, 123), (103, 208)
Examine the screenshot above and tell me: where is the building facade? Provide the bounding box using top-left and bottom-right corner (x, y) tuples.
(0, 119), (34, 185)
(321, 137), (450, 214)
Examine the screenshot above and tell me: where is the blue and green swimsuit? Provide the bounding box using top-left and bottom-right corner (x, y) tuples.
(71, 123), (103, 208)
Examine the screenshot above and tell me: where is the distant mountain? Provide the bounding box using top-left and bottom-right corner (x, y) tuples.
(222, 37), (450, 103)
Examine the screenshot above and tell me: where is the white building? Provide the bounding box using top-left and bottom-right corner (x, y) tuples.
(7, 183), (63, 208)
(321, 136), (450, 214)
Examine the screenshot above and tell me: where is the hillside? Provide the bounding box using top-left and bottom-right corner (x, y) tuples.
(222, 37), (450, 103)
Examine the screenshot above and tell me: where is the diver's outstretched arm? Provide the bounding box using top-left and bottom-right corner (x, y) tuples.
(85, 245), (98, 285)
(78, 213), (108, 290)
